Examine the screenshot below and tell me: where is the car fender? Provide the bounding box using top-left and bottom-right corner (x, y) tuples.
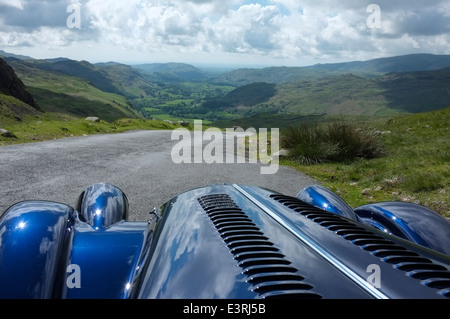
(354, 202), (450, 256)
(0, 201), (74, 298)
(297, 185), (450, 256)
(296, 185), (357, 220)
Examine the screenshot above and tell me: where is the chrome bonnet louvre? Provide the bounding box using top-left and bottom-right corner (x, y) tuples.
(270, 194), (450, 298)
(198, 194), (322, 299)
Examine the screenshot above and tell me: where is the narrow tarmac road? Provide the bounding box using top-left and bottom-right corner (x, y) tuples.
(0, 130), (318, 221)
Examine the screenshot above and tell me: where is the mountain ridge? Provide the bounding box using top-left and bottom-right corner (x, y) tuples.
(1, 51), (450, 122)
(4, 58), (143, 122)
(212, 53), (450, 86)
(133, 62), (208, 82)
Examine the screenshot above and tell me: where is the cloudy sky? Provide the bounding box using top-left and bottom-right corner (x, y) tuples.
(0, 0), (449, 66)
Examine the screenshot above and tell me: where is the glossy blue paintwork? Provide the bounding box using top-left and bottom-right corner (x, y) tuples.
(355, 202), (450, 256)
(0, 201), (74, 298)
(65, 183), (151, 298)
(297, 185), (357, 220)
(298, 185), (450, 256)
(77, 182), (129, 230)
(1, 183), (449, 299)
(63, 221), (151, 299)
(0, 184), (151, 299)
(136, 188), (259, 299)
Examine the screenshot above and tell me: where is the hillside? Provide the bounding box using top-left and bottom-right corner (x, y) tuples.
(133, 62), (208, 82)
(94, 62), (160, 99)
(34, 59), (119, 94)
(212, 66), (337, 87)
(206, 68), (450, 119)
(271, 74), (388, 116)
(378, 67), (450, 113)
(213, 53), (450, 86)
(203, 82), (277, 109)
(309, 53), (450, 74)
(6, 59), (142, 122)
(0, 50), (34, 61)
(0, 57), (40, 120)
(20, 59), (159, 100)
(277, 69), (450, 115)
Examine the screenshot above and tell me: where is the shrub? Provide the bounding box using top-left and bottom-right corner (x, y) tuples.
(281, 121), (386, 164)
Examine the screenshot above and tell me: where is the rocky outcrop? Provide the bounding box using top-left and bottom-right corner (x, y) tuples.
(85, 117), (100, 123)
(0, 57), (40, 112)
(0, 128), (16, 138)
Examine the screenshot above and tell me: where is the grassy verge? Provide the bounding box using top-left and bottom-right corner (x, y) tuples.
(281, 107), (450, 218)
(0, 112), (188, 146)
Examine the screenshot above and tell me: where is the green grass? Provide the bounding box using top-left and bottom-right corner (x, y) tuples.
(0, 112), (188, 146)
(282, 107), (450, 217)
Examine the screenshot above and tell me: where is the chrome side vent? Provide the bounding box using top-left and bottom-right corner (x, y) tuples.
(270, 194), (450, 298)
(198, 194), (322, 299)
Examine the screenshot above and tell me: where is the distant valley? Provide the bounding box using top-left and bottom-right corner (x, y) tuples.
(1, 51), (450, 126)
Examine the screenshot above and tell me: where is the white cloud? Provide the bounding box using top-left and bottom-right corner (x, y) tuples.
(0, 0), (24, 10)
(1, 0), (450, 65)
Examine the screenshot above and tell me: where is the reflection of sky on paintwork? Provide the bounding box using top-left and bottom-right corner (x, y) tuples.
(0, 201), (71, 298)
(138, 188), (244, 299)
(80, 183), (127, 229)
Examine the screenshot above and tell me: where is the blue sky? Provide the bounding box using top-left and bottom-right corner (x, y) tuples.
(1, 0), (450, 66)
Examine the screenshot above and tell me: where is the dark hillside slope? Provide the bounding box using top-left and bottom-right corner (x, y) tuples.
(203, 82), (277, 109)
(36, 59), (118, 94)
(0, 57), (40, 119)
(0, 58), (39, 110)
(379, 67), (450, 113)
(95, 63), (160, 99)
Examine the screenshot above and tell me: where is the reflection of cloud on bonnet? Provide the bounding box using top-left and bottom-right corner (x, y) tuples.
(137, 188), (239, 299)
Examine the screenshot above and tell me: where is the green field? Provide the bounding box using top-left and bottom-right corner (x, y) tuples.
(131, 82), (236, 122)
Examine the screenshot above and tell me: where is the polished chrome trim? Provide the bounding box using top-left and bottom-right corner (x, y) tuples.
(232, 184), (389, 300)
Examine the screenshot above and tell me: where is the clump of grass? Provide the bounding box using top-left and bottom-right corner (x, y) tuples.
(281, 121), (386, 164)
